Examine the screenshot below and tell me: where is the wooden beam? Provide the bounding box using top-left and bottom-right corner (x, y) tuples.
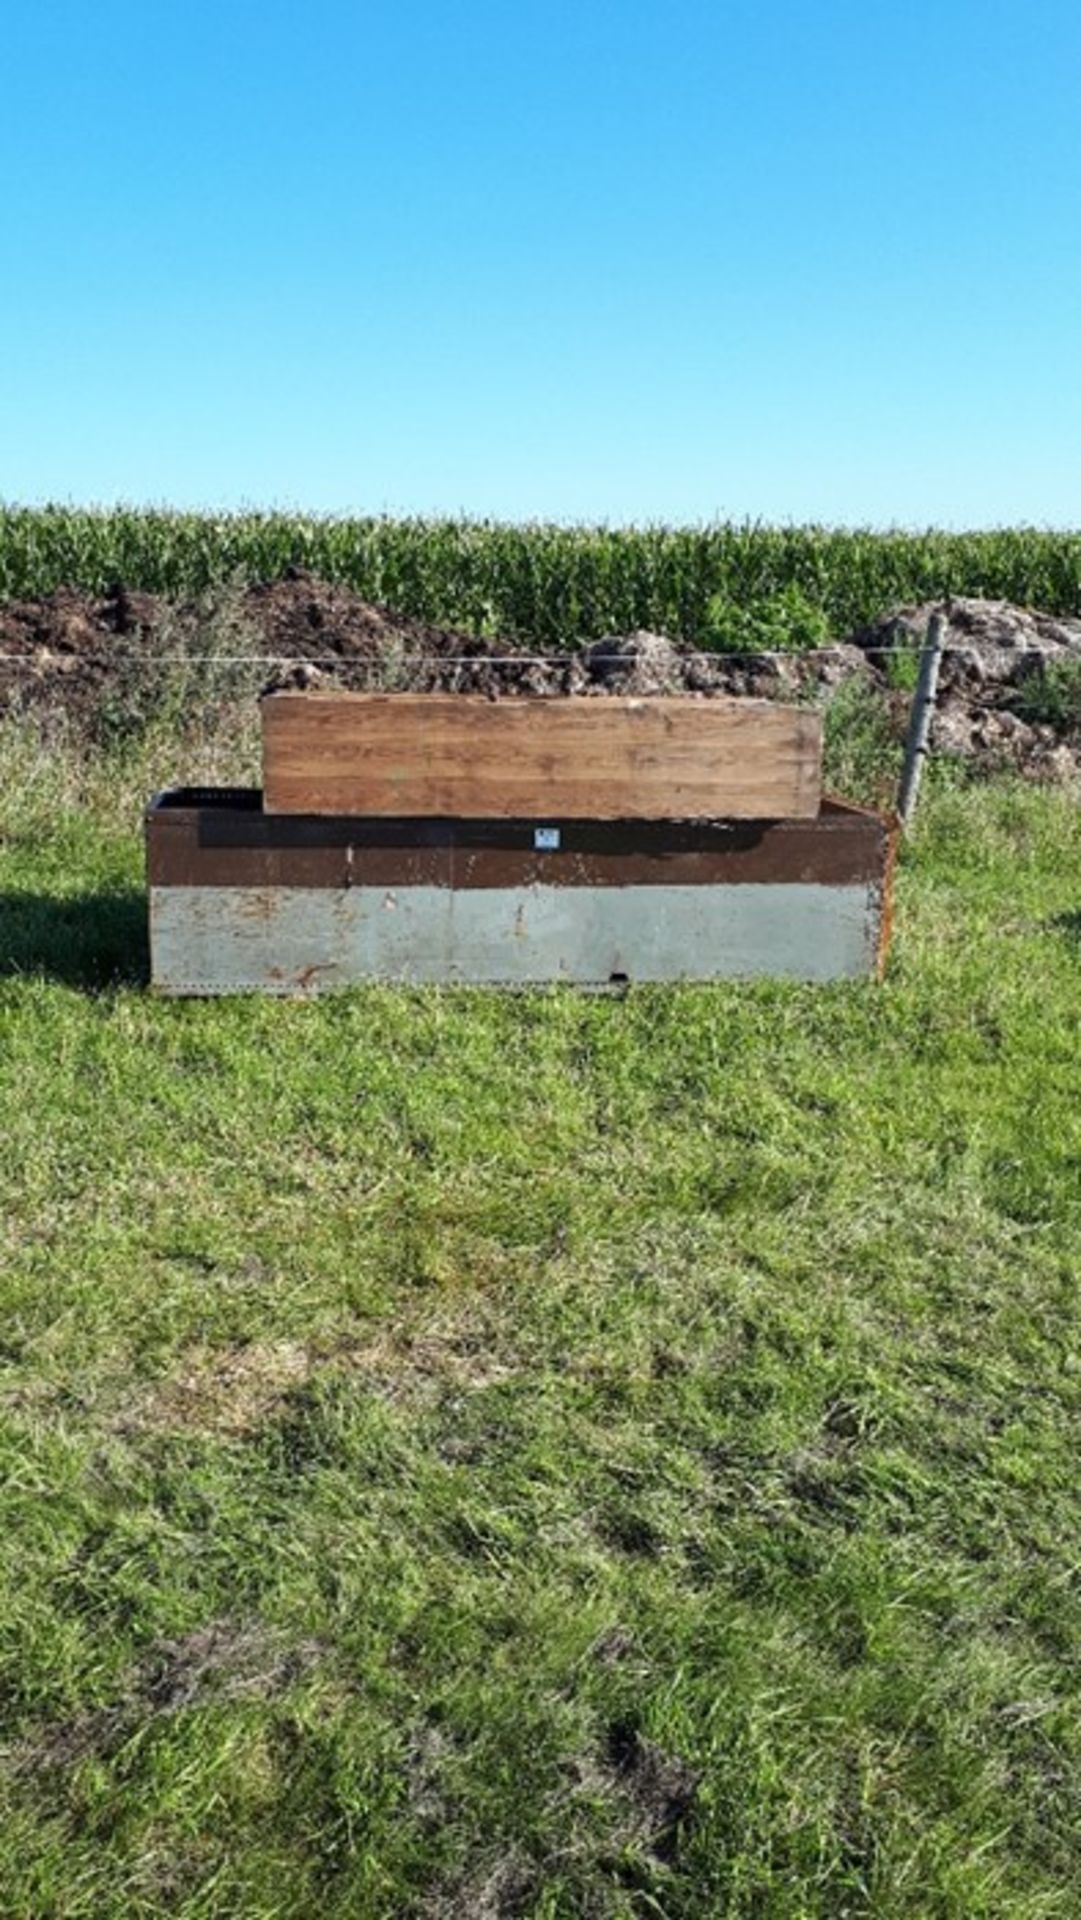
(260, 694), (822, 820)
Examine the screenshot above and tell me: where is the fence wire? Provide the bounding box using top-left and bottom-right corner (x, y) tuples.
(0, 645), (1059, 667)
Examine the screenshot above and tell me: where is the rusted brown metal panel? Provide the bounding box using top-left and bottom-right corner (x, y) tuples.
(147, 791), (889, 891)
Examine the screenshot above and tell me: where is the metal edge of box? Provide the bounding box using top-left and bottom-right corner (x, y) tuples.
(145, 790), (891, 891)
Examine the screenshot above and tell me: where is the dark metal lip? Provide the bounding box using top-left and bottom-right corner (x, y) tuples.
(149, 786), (262, 812)
(146, 787), (894, 895)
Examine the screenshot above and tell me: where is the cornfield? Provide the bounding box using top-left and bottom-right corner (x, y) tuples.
(3, 506), (1080, 648)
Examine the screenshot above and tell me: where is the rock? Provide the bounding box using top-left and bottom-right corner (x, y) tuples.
(683, 655), (726, 693)
(1033, 744), (1080, 784)
(801, 644), (869, 690)
(972, 710), (1038, 753)
(260, 661), (325, 696)
(703, 661), (756, 696)
(930, 700), (1076, 776)
(939, 644), (988, 689)
(931, 700), (980, 756)
(582, 631), (684, 694)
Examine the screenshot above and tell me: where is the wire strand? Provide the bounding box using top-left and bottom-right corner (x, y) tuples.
(0, 645), (1062, 667)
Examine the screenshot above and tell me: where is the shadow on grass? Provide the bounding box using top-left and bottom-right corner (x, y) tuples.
(1048, 909), (1081, 945)
(0, 889), (148, 989)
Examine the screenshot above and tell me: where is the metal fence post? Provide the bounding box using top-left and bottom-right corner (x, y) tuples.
(897, 609), (947, 830)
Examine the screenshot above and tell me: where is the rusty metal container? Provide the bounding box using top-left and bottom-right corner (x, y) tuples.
(145, 789), (895, 995)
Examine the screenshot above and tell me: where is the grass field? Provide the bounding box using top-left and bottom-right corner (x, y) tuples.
(1, 723), (1079, 1918)
(4, 506), (1081, 644)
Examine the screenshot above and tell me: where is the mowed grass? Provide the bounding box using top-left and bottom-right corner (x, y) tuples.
(0, 730), (1079, 1918)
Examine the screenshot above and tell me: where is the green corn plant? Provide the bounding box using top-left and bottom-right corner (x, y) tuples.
(2, 506), (1081, 648)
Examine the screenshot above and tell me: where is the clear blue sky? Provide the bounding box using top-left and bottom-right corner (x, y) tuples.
(2, 0), (1079, 526)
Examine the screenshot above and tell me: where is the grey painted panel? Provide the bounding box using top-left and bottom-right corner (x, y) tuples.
(150, 883), (882, 993)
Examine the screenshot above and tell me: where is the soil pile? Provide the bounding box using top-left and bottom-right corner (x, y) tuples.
(1, 572), (1078, 776)
(851, 598), (1081, 779)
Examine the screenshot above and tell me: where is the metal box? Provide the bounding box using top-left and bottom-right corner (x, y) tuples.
(146, 789), (895, 995)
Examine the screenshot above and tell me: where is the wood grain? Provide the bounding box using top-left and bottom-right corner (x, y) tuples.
(260, 694), (822, 820)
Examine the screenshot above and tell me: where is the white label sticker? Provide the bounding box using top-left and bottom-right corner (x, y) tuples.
(534, 827), (561, 850)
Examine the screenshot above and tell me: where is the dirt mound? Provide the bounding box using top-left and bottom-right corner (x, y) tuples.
(1, 572), (1078, 777)
(0, 583), (167, 719)
(0, 570), (479, 700)
(0, 569), (571, 720)
(239, 567), (490, 662)
(855, 595), (1081, 657)
(858, 598), (1081, 777)
(0, 569), (473, 667)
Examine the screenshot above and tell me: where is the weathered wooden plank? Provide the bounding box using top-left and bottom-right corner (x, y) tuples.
(260, 694), (822, 820)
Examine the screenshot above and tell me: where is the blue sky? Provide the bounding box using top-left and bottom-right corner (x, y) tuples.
(2, 0), (1079, 526)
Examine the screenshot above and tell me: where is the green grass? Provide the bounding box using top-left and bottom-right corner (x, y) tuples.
(1014, 656), (1081, 733)
(1, 727), (1079, 1917)
(4, 504), (1081, 643)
